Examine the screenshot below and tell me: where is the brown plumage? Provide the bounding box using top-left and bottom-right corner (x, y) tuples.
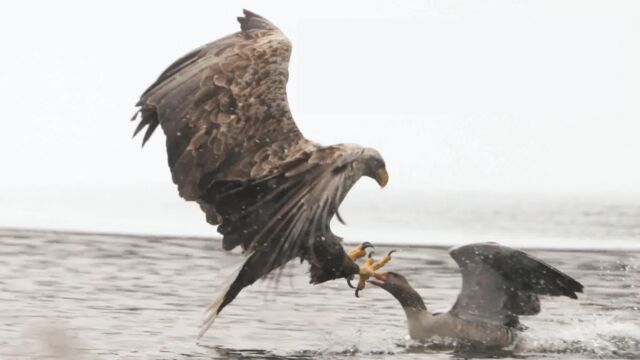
(131, 10), (388, 336)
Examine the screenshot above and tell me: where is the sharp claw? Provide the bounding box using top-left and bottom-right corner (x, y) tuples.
(347, 242), (375, 262)
(361, 242), (374, 250)
(347, 278), (355, 289)
(388, 250), (396, 257)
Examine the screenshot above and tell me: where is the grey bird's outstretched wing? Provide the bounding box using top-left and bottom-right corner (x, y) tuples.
(449, 242), (583, 327)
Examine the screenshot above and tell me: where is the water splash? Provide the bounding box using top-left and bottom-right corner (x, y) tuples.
(523, 315), (640, 358)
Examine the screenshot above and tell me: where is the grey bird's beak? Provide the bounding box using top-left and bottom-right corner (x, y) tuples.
(368, 272), (388, 287)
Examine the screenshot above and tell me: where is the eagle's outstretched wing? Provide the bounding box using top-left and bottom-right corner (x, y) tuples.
(133, 9), (363, 258)
(133, 10), (309, 225)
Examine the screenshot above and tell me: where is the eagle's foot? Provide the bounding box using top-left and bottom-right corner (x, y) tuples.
(354, 250), (395, 297)
(346, 242), (375, 290)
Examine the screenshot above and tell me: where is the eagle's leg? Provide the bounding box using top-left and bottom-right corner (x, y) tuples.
(354, 250), (395, 297)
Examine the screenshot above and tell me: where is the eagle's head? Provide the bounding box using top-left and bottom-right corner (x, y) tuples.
(361, 148), (388, 188)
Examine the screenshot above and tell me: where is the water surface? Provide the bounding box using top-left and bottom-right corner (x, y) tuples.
(0, 229), (638, 359)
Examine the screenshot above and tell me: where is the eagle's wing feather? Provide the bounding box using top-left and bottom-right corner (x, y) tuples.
(133, 10), (306, 221)
(198, 147), (362, 328)
(133, 9), (364, 268)
(208, 147), (360, 261)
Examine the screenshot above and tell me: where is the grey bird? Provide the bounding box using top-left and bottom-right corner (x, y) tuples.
(369, 243), (584, 348)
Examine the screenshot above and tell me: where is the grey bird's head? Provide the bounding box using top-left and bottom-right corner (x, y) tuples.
(369, 271), (410, 292)
(369, 272), (426, 311)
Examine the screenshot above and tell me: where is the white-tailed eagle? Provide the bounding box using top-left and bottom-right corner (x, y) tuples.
(131, 10), (391, 338)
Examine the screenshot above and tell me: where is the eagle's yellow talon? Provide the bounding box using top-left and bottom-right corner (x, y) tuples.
(347, 242), (374, 261)
(353, 250), (396, 297)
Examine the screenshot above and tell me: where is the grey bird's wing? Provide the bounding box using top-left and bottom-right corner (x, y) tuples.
(448, 242), (584, 327)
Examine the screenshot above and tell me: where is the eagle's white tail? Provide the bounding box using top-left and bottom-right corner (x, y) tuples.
(197, 253), (252, 340)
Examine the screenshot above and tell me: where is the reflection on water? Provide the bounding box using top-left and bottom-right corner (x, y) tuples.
(0, 229), (638, 359)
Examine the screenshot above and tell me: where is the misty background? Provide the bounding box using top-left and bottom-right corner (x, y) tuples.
(1, 1), (639, 247)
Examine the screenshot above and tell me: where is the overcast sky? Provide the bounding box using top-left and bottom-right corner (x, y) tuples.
(1, 0), (639, 196)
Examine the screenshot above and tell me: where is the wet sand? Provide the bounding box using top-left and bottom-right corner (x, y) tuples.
(0, 228), (638, 359)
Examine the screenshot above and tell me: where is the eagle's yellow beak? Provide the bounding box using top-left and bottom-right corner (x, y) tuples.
(375, 168), (389, 188)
